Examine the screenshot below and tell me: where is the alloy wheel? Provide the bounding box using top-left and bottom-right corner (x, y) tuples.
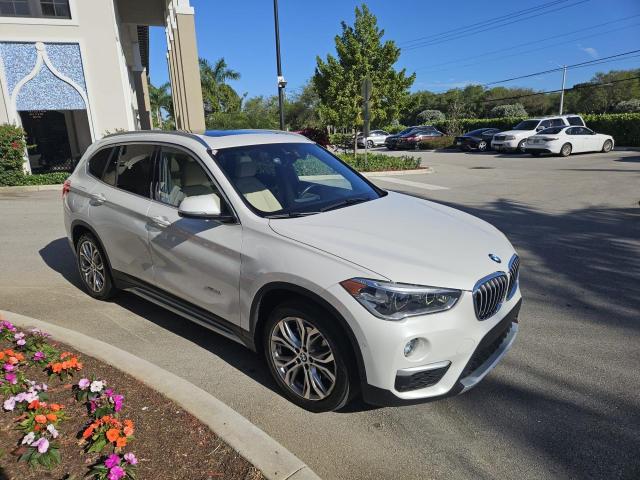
(78, 240), (106, 293)
(478, 141), (487, 151)
(269, 316), (337, 401)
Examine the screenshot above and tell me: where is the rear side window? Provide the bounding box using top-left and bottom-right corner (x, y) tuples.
(550, 119), (566, 127)
(87, 148), (114, 180)
(115, 144), (155, 198)
(567, 116), (584, 126)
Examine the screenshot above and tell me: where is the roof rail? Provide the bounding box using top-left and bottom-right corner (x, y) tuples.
(101, 130), (210, 148)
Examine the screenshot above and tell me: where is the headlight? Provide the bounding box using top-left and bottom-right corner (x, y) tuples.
(340, 278), (461, 320)
(504, 135), (516, 140)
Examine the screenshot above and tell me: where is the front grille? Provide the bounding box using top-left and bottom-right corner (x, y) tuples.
(461, 317), (514, 378)
(494, 135), (506, 141)
(507, 255), (520, 299)
(395, 365), (450, 392)
(473, 273), (509, 320)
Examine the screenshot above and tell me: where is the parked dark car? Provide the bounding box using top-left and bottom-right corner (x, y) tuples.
(384, 126), (422, 150)
(396, 127), (444, 150)
(454, 128), (501, 152)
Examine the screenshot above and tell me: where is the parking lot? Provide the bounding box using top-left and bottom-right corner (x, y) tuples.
(1, 149), (638, 480)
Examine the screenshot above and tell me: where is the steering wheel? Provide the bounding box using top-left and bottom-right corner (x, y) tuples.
(299, 183), (322, 198)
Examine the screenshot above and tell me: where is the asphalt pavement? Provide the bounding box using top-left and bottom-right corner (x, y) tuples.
(1, 149), (638, 480)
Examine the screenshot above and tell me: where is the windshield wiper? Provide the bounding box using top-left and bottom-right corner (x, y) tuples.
(265, 211), (321, 219)
(319, 196), (371, 212)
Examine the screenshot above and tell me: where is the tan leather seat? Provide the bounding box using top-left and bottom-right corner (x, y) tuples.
(234, 156), (282, 212)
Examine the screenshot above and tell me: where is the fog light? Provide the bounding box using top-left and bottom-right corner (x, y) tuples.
(404, 339), (418, 357)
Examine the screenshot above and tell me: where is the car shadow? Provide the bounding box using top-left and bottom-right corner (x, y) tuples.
(614, 154), (640, 163)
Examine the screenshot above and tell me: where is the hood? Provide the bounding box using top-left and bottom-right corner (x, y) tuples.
(498, 129), (534, 137)
(268, 192), (516, 291)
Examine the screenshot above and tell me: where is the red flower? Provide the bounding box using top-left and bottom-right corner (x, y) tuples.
(10, 141), (20, 149)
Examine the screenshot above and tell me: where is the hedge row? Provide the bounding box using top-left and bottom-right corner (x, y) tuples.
(383, 113), (640, 146)
(338, 152), (421, 172)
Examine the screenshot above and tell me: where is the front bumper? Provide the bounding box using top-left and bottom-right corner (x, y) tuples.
(491, 140), (520, 151)
(324, 283), (522, 405)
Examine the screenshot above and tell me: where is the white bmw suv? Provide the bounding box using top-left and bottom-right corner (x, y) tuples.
(63, 130), (522, 412)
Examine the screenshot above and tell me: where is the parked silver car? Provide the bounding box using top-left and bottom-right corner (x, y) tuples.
(356, 130), (389, 148)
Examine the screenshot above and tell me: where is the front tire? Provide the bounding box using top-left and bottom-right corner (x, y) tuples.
(602, 140), (613, 153)
(366, 140), (374, 148)
(560, 143), (572, 157)
(76, 233), (115, 300)
(477, 140), (488, 152)
(263, 301), (355, 412)
(517, 139), (527, 153)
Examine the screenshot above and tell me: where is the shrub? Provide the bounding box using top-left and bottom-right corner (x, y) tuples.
(10, 172), (69, 186)
(490, 103), (528, 118)
(0, 124), (27, 186)
(418, 136), (455, 150)
(614, 99), (640, 113)
(296, 127), (330, 147)
(583, 113), (640, 146)
(337, 152), (420, 172)
(380, 124), (408, 134)
(329, 133), (355, 152)
(417, 109), (445, 123)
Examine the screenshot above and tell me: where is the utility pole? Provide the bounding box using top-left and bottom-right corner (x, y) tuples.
(559, 65), (567, 115)
(273, 0), (286, 130)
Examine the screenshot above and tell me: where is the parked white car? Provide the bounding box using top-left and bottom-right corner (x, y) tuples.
(526, 126), (614, 156)
(356, 130), (389, 148)
(492, 115), (585, 153)
(63, 130), (521, 412)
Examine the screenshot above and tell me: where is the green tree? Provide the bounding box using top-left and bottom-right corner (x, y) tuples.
(285, 82), (321, 130)
(148, 82), (173, 129)
(313, 4), (415, 136)
(199, 57), (242, 116)
(417, 109), (445, 124)
(490, 103), (527, 118)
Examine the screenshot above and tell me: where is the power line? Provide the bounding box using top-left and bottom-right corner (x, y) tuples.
(400, 0), (568, 46)
(481, 75), (640, 103)
(414, 15), (640, 73)
(481, 49), (640, 87)
(403, 0), (590, 50)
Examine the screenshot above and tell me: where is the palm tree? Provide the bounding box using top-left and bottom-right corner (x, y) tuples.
(199, 57), (242, 115)
(148, 82), (173, 129)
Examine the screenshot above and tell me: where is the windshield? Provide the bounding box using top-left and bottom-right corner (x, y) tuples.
(465, 129), (487, 136)
(513, 120), (540, 130)
(212, 142), (383, 217)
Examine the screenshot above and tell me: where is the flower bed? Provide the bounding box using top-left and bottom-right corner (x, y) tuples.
(0, 317), (263, 480)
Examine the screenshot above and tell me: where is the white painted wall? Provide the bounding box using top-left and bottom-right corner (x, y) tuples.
(0, 0), (141, 138)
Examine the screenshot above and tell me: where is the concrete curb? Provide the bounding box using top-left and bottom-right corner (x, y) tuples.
(0, 184), (62, 193)
(0, 310), (321, 480)
(363, 166), (433, 177)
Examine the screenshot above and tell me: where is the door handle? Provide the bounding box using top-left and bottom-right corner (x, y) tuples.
(149, 216), (171, 228)
(89, 193), (106, 205)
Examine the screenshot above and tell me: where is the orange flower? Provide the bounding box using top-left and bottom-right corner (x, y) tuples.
(28, 400), (40, 410)
(34, 425), (41, 432)
(0, 352), (5, 360)
(60, 351), (72, 359)
(35, 414), (47, 424)
(106, 428), (120, 443)
(7, 356), (18, 365)
(123, 425), (134, 436)
(52, 363), (62, 373)
(46, 413), (57, 422)
(116, 437), (127, 448)
(5, 349), (15, 356)
(50, 404), (61, 411)
(82, 426), (95, 439)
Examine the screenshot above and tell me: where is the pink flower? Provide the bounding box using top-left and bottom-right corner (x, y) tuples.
(33, 351), (45, 361)
(105, 453), (121, 469)
(112, 394), (124, 412)
(16, 339), (26, 346)
(3, 364), (14, 372)
(108, 465), (126, 480)
(78, 378), (90, 390)
(33, 437), (49, 453)
(124, 452), (137, 465)
(5, 373), (17, 385)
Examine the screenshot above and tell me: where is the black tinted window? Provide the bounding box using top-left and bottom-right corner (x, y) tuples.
(115, 144), (154, 198)
(88, 148), (114, 180)
(567, 116), (584, 126)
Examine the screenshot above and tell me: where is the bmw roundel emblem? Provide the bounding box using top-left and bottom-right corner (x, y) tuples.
(489, 254), (502, 263)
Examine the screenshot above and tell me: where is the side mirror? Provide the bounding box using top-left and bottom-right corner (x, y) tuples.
(178, 195), (235, 222)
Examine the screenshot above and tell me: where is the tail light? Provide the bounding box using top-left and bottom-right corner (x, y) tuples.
(62, 179), (71, 198)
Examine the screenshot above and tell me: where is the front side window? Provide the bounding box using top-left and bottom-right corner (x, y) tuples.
(0, 0), (70, 18)
(213, 142), (383, 217)
(156, 147), (225, 211)
(115, 144), (154, 198)
(513, 120), (539, 130)
(539, 127), (565, 135)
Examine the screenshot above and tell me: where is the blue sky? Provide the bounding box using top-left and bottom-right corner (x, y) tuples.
(149, 0), (640, 98)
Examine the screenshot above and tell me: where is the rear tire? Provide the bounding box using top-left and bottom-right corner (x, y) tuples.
(559, 143), (572, 157)
(263, 301), (356, 412)
(477, 140), (488, 152)
(366, 140), (374, 148)
(602, 140), (613, 153)
(75, 233), (115, 300)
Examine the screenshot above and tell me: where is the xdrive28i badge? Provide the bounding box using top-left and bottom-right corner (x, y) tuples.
(488, 254), (502, 263)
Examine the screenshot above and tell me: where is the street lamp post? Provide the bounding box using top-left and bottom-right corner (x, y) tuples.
(273, 0), (286, 130)
(559, 65), (567, 115)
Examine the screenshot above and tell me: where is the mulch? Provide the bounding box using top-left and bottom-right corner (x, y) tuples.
(0, 338), (264, 480)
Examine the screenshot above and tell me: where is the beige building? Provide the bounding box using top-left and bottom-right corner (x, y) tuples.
(0, 0), (204, 173)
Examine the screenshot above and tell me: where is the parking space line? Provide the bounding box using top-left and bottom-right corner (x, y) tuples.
(375, 177), (450, 191)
